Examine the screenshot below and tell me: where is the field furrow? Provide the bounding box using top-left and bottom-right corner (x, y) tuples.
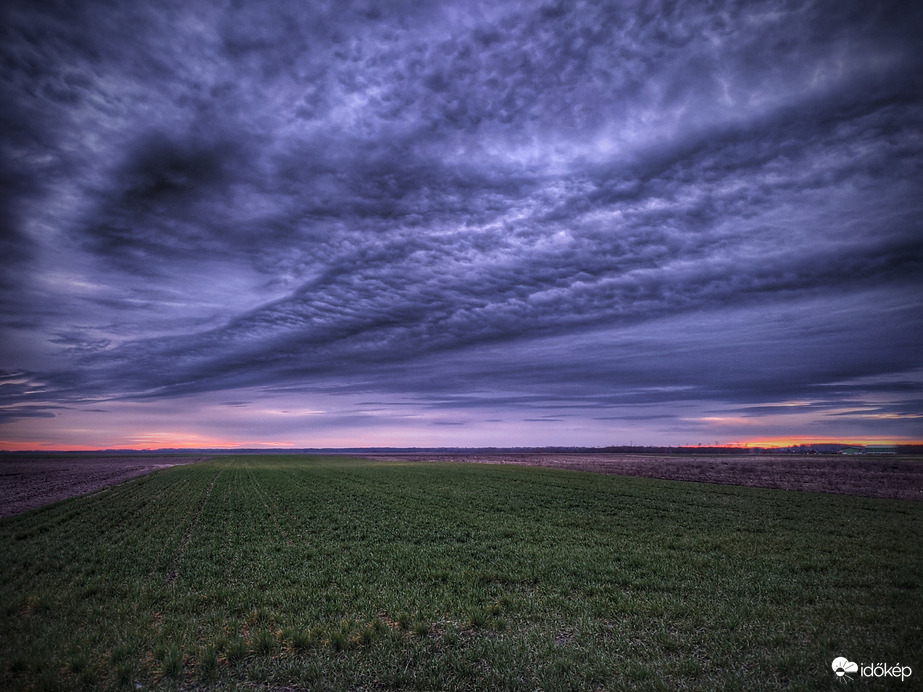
(166, 465), (227, 584)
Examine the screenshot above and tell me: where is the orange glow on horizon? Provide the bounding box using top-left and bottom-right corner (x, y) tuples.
(0, 440), (108, 452)
(735, 436), (923, 448)
(0, 435), (296, 452)
(3, 435), (922, 453)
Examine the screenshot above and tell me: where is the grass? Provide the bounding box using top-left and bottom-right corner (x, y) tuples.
(0, 454), (920, 690)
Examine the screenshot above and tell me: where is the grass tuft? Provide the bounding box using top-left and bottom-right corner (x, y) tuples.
(467, 609), (487, 629)
(357, 623), (379, 646)
(223, 636), (247, 664)
(77, 666), (97, 688)
(162, 646), (184, 678)
(329, 629), (350, 652)
(199, 644), (218, 679)
(66, 652), (89, 674)
(250, 628), (275, 656)
(114, 661), (134, 688)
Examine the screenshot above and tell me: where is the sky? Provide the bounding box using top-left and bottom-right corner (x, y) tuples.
(1, 0), (922, 450)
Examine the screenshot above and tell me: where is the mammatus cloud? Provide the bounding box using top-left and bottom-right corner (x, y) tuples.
(1, 0), (921, 447)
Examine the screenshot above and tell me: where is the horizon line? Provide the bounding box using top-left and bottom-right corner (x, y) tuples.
(3, 441), (923, 454)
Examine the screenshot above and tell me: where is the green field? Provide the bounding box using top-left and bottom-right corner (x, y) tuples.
(1, 455), (920, 690)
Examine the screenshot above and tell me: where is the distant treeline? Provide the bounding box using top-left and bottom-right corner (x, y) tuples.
(601, 444), (923, 455)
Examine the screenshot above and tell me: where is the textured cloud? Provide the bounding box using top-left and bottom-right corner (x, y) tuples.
(1, 0), (921, 446)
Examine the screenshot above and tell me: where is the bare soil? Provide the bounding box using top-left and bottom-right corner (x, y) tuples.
(367, 452), (923, 501)
(0, 455), (208, 518)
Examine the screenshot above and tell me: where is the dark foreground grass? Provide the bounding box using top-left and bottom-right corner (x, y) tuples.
(1, 455), (920, 691)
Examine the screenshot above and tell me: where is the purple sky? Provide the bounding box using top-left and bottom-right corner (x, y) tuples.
(1, 0), (921, 449)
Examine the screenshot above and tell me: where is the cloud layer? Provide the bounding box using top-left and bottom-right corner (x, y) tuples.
(1, 0), (921, 447)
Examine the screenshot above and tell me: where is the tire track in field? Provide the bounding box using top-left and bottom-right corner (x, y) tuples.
(167, 466), (227, 584)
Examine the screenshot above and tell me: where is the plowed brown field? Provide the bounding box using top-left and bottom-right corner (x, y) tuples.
(368, 452), (923, 500)
(0, 455), (207, 518)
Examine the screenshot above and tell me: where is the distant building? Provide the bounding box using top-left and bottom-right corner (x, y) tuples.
(838, 445), (897, 455)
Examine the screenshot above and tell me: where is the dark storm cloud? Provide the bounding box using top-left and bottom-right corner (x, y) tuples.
(1, 0), (922, 441)
(80, 131), (250, 267)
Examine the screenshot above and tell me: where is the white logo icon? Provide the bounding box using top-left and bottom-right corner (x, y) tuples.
(832, 657), (858, 679)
